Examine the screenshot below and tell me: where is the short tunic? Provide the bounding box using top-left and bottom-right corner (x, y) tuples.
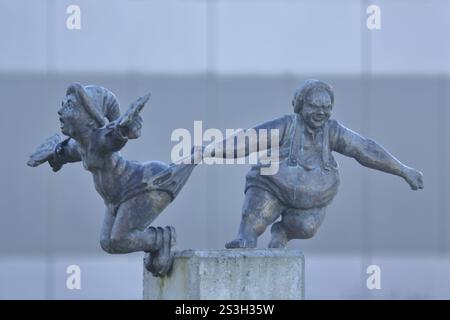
(56, 125), (196, 215)
(245, 114), (354, 209)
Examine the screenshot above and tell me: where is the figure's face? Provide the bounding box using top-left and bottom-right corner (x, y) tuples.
(300, 90), (332, 129)
(57, 94), (91, 138)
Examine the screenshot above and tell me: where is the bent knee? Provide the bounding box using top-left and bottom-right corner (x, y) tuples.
(100, 237), (115, 254)
(284, 218), (319, 239)
(109, 234), (133, 253)
(100, 233), (133, 254)
(298, 222), (318, 239)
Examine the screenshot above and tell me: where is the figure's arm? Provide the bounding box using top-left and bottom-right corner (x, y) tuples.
(203, 115), (290, 159)
(49, 138), (82, 171)
(331, 120), (423, 190)
(97, 93), (149, 153)
(97, 124), (129, 153)
(27, 134), (82, 172)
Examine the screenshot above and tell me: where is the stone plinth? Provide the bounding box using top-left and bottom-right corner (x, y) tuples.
(143, 249), (305, 300)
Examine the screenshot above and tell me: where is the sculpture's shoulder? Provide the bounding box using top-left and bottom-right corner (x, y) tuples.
(326, 119), (342, 149)
(280, 113), (296, 126)
(327, 118), (355, 136)
(327, 118), (345, 133)
(327, 118), (340, 129)
(326, 119), (359, 151)
(272, 113), (296, 140)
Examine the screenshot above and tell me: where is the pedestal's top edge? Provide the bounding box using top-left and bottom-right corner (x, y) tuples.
(172, 249), (305, 259)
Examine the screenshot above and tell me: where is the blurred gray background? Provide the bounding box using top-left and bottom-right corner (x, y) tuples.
(1, 0), (449, 299)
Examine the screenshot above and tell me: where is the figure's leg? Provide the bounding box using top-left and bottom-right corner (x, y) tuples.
(226, 187), (285, 248)
(99, 207), (116, 253)
(108, 190), (175, 276)
(108, 190), (172, 253)
(268, 207), (326, 248)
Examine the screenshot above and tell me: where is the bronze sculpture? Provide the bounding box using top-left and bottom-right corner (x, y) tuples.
(202, 79), (424, 249)
(28, 83), (200, 276)
(27, 79), (425, 277)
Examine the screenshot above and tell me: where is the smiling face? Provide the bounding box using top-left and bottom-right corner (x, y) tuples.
(300, 88), (333, 129)
(57, 93), (93, 138)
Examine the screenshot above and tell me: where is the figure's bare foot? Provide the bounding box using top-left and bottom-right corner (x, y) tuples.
(268, 239), (287, 248)
(144, 226), (176, 277)
(225, 237), (256, 249)
(268, 222), (288, 248)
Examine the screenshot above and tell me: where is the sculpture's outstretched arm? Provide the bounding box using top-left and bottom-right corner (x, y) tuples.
(27, 134), (81, 172)
(50, 138), (82, 171)
(332, 121), (424, 190)
(97, 93), (150, 153)
(204, 115), (290, 159)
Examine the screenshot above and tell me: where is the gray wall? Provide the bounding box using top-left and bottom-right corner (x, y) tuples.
(0, 0), (449, 299)
(0, 74), (446, 255)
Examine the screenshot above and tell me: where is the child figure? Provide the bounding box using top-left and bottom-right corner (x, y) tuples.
(28, 83), (200, 276)
(202, 79), (424, 249)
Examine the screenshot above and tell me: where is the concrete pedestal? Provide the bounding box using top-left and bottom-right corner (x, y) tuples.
(143, 249), (305, 300)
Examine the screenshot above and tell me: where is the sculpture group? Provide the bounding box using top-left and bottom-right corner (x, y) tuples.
(28, 79), (424, 277)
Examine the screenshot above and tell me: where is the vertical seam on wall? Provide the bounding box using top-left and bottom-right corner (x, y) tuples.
(205, 0), (220, 246)
(360, 0), (373, 299)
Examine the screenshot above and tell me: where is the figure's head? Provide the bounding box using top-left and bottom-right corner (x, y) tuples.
(58, 83), (120, 138)
(292, 79), (334, 129)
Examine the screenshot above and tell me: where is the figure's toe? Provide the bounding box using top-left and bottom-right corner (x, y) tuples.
(268, 222), (288, 248)
(143, 252), (153, 271)
(225, 239), (242, 248)
(268, 239), (287, 249)
(225, 238), (255, 249)
(145, 226), (176, 277)
(167, 225), (176, 247)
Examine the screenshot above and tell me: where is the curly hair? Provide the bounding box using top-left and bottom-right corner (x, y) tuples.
(292, 79), (334, 114)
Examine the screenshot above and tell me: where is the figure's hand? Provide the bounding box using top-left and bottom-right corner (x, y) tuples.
(47, 154), (63, 172)
(191, 145), (205, 164)
(203, 144), (215, 158)
(120, 114), (143, 139)
(27, 133), (62, 169)
(117, 93), (150, 139)
(403, 167), (424, 190)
